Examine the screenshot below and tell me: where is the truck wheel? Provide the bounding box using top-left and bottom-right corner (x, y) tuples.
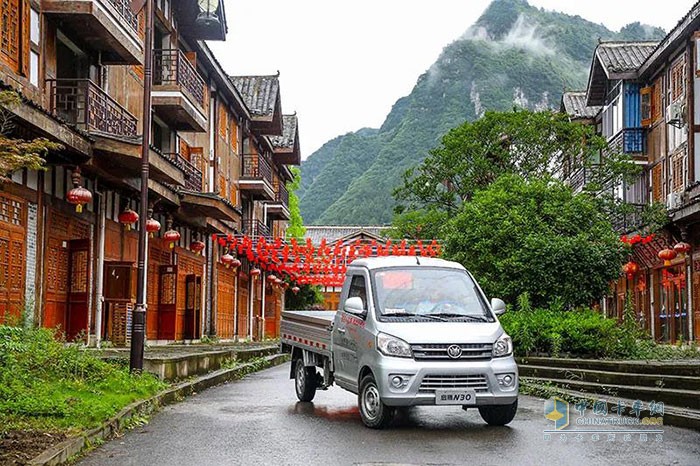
(294, 358), (317, 402)
(478, 399), (518, 426)
(359, 374), (393, 429)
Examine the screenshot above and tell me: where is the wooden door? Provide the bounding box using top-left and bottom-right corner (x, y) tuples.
(216, 264), (235, 338)
(183, 274), (201, 339)
(0, 195), (25, 324)
(66, 239), (90, 340)
(44, 237), (69, 330)
(237, 276), (248, 338)
(0, 0), (21, 73)
(157, 264), (177, 340)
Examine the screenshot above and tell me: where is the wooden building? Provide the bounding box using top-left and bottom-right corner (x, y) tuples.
(0, 0), (300, 344)
(561, 5), (700, 343)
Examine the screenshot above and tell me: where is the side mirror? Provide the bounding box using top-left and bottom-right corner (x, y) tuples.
(344, 296), (366, 316)
(491, 298), (506, 316)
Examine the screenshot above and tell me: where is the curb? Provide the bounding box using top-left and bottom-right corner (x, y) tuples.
(27, 353), (291, 466)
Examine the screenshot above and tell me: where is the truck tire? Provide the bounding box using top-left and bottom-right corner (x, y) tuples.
(478, 399), (518, 426)
(359, 374), (393, 429)
(294, 358), (317, 402)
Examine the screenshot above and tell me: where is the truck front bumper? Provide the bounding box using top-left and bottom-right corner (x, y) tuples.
(372, 355), (518, 407)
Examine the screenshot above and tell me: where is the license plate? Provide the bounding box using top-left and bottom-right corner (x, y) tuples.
(435, 389), (477, 405)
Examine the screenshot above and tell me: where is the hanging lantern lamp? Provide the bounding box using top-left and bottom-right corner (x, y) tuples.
(66, 168), (92, 213)
(118, 207), (139, 231)
(622, 261), (639, 279)
(191, 240), (206, 254)
(658, 248), (678, 267)
(674, 241), (691, 256)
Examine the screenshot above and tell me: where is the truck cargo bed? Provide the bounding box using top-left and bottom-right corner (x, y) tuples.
(280, 310), (336, 358)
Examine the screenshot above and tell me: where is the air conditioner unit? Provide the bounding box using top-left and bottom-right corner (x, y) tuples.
(667, 99), (687, 128)
(667, 192), (683, 210)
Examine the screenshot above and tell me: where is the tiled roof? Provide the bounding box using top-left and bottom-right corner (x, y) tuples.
(304, 226), (388, 245)
(561, 91), (600, 119)
(271, 114), (297, 150)
(595, 41), (658, 76)
(230, 74), (280, 118)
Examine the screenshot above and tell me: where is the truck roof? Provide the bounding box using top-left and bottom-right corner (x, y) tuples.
(348, 256), (465, 270)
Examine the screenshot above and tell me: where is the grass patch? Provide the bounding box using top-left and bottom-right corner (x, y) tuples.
(0, 325), (167, 436)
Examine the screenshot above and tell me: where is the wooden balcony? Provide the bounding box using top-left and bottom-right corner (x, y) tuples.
(239, 154), (275, 200)
(152, 49), (207, 132)
(612, 203), (646, 234)
(163, 153), (203, 192)
(266, 182), (290, 220)
(604, 128), (647, 163)
(47, 78), (138, 137)
(242, 219), (270, 238)
(43, 0), (143, 64)
(568, 164), (615, 194)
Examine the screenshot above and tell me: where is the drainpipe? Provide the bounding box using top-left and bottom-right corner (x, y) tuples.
(233, 270), (239, 339)
(94, 190), (106, 348)
(260, 271), (266, 341)
(248, 273), (254, 340)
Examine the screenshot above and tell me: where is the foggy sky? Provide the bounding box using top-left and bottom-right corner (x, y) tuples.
(209, 0), (694, 159)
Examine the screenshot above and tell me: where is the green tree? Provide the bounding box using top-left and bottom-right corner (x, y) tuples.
(286, 167), (306, 239)
(284, 285), (324, 310)
(0, 91), (61, 181)
(385, 208), (450, 240)
(394, 109), (633, 214)
(444, 174), (625, 308)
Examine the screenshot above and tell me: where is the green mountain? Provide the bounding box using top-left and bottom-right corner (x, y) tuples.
(299, 0), (666, 225)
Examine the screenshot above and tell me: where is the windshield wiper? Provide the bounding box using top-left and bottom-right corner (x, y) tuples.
(382, 312), (447, 321)
(430, 313), (489, 322)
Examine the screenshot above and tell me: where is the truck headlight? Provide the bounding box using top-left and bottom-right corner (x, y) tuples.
(377, 332), (413, 358)
(493, 334), (513, 358)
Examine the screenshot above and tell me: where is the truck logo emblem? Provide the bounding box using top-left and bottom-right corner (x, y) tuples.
(446, 345), (462, 359)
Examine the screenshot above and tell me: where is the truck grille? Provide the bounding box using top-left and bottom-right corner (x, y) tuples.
(411, 343), (493, 361)
(419, 374), (489, 392)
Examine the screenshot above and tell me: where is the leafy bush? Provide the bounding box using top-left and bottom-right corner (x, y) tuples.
(0, 325), (166, 434)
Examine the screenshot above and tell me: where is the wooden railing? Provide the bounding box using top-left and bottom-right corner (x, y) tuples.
(242, 153), (273, 185)
(276, 182), (289, 205)
(568, 164), (614, 193)
(612, 203), (646, 234)
(242, 219), (270, 238)
(47, 79), (138, 137)
(153, 49), (205, 108)
(103, 0), (139, 33)
(163, 153), (203, 192)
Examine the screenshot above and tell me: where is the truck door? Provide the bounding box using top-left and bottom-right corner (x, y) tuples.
(332, 273), (371, 391)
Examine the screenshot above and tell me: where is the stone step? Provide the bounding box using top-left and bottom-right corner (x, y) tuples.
(522, 376), (700, 410)
(519, 365), (700, 391)
(523, 380), (700, 431)
(517, 357), (700, 376)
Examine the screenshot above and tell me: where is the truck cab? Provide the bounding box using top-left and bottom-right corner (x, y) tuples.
(281, 257), (518, 428)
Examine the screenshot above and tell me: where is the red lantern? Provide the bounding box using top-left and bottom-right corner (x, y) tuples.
(622, 261), (639, 279)
(267, 274), (278, 282)
(275, 278), (282, 285)
(291, 286), (300, 294)
(118, 208), (139, 231)
(674, 242), (691, 256)
(658, 248), (677, 266)
(230, 258), (241, 269)
(66, 169), (92, 213)
(163, 229), (181, 249)
(250, 268), (261, 278)
(191, 240), (205, 254)
(221, 252), (235, 267)
(146, 218), (161, 237)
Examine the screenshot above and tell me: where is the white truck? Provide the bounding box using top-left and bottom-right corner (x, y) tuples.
(280, 256), (518, 428)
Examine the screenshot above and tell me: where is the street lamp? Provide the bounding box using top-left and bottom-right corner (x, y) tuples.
(196, 0), (221, 28)
(129, 0), (154, 372)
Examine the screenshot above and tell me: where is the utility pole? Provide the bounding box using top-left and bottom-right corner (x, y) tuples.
(130, 0), (154, 372)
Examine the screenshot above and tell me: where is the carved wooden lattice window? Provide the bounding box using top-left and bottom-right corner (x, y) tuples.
(651, 80), (663, 122)
(671, 153), (685, 193)
(0, 0), (21, 72)
(230, 116), (238, 151)
(218, 104), (227, 139)
(160, 273), (175, 305)
(70, 250), (88, 293)
(652, 163), (663, 202)
(218, 173), (227, 199)
(670, 57), (686, 102)
(0, 238), (8, 290)
(0, 195), (23, 226)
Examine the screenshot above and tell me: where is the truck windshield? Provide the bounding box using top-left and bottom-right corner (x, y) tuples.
(372, 267), (493, 322)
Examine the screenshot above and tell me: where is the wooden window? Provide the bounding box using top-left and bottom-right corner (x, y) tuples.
(652, 163), (663, 202)
(670, 57), (686, 102)
(671, 153), (685, 193)
(218, 104), (227, 139)
(0, 0), (21, 73)
(230, 117), (238, 151)
(641, 86), (652, 127)
(28, 6), (37, 85)
(651, 80), (663, 123)
(178, 137), (191, 161)
(218, 173), (227, 199)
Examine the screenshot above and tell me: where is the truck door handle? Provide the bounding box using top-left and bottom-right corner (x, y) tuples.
(337, 328), (346, 334)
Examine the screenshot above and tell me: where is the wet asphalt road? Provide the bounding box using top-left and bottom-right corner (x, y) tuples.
(79, 364), (700, 466)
